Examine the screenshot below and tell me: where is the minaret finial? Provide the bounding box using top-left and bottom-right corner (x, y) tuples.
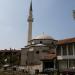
(30, 0), (32, 11)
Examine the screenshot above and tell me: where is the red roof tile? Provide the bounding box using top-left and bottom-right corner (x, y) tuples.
(57, 37), (75, 45)
(40, 53), (56, 60)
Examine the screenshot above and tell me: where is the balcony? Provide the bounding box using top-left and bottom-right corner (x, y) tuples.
(57, 55), (75, 60)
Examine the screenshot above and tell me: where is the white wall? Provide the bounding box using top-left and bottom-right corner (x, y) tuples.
(27, 64), (43, 74)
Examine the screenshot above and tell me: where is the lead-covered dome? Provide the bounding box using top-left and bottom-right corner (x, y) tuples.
(33, 34), (54, 40)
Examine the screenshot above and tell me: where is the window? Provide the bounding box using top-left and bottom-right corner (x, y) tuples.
(51, 42), (56, 49)
(36, 51), (39, 54)
(74, 43), (75, 55)
(62, 45), (67, 55)
(35, 69), (39, 74)
(40, 41), (42, 44)
(26, 60), (27, 65)
(68, 44), (73, 55)
(69, 60), (75, 68)
(74, 43), (75, 49)
(27, 53), (28, 56)
(59, 60), (67, 69)
(56, 46), (61, 55)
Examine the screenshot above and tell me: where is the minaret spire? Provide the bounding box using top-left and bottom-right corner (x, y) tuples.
(27, 0), (33, 45)
(30, 0), (32, 11)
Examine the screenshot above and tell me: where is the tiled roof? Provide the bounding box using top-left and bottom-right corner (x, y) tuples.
(57, 37), (75, 45)
(40, 53), (56, 60)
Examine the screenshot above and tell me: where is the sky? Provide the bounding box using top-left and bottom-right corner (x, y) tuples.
(0, 0), (75, 49)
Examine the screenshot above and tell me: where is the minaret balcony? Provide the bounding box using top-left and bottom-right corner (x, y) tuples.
(28, 18), (33, 22)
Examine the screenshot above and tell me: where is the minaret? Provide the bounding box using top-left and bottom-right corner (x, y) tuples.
(27, 0), (33, 44)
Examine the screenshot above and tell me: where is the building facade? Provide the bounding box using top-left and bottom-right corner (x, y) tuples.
(57, 38), (75, 75)
(0, 48), (21, 67)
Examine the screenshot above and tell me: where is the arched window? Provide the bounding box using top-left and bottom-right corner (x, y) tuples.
(40, 41), (42, 44)
(36, 51), (39, 54)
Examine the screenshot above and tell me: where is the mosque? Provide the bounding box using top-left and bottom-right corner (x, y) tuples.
(21, 1), (75, 75)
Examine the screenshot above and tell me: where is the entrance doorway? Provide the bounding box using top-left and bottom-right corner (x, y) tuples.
(44, 61), (54, 69)
(43, 61), (54, 73)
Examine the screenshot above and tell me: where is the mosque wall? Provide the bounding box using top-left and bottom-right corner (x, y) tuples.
(27, 64), (43, 74)
(21, 48), (28, 66)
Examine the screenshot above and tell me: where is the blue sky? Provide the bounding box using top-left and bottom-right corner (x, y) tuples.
(0, 0), (75, 49)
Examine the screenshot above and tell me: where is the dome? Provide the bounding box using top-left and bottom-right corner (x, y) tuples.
(33, 34), (54, 40)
